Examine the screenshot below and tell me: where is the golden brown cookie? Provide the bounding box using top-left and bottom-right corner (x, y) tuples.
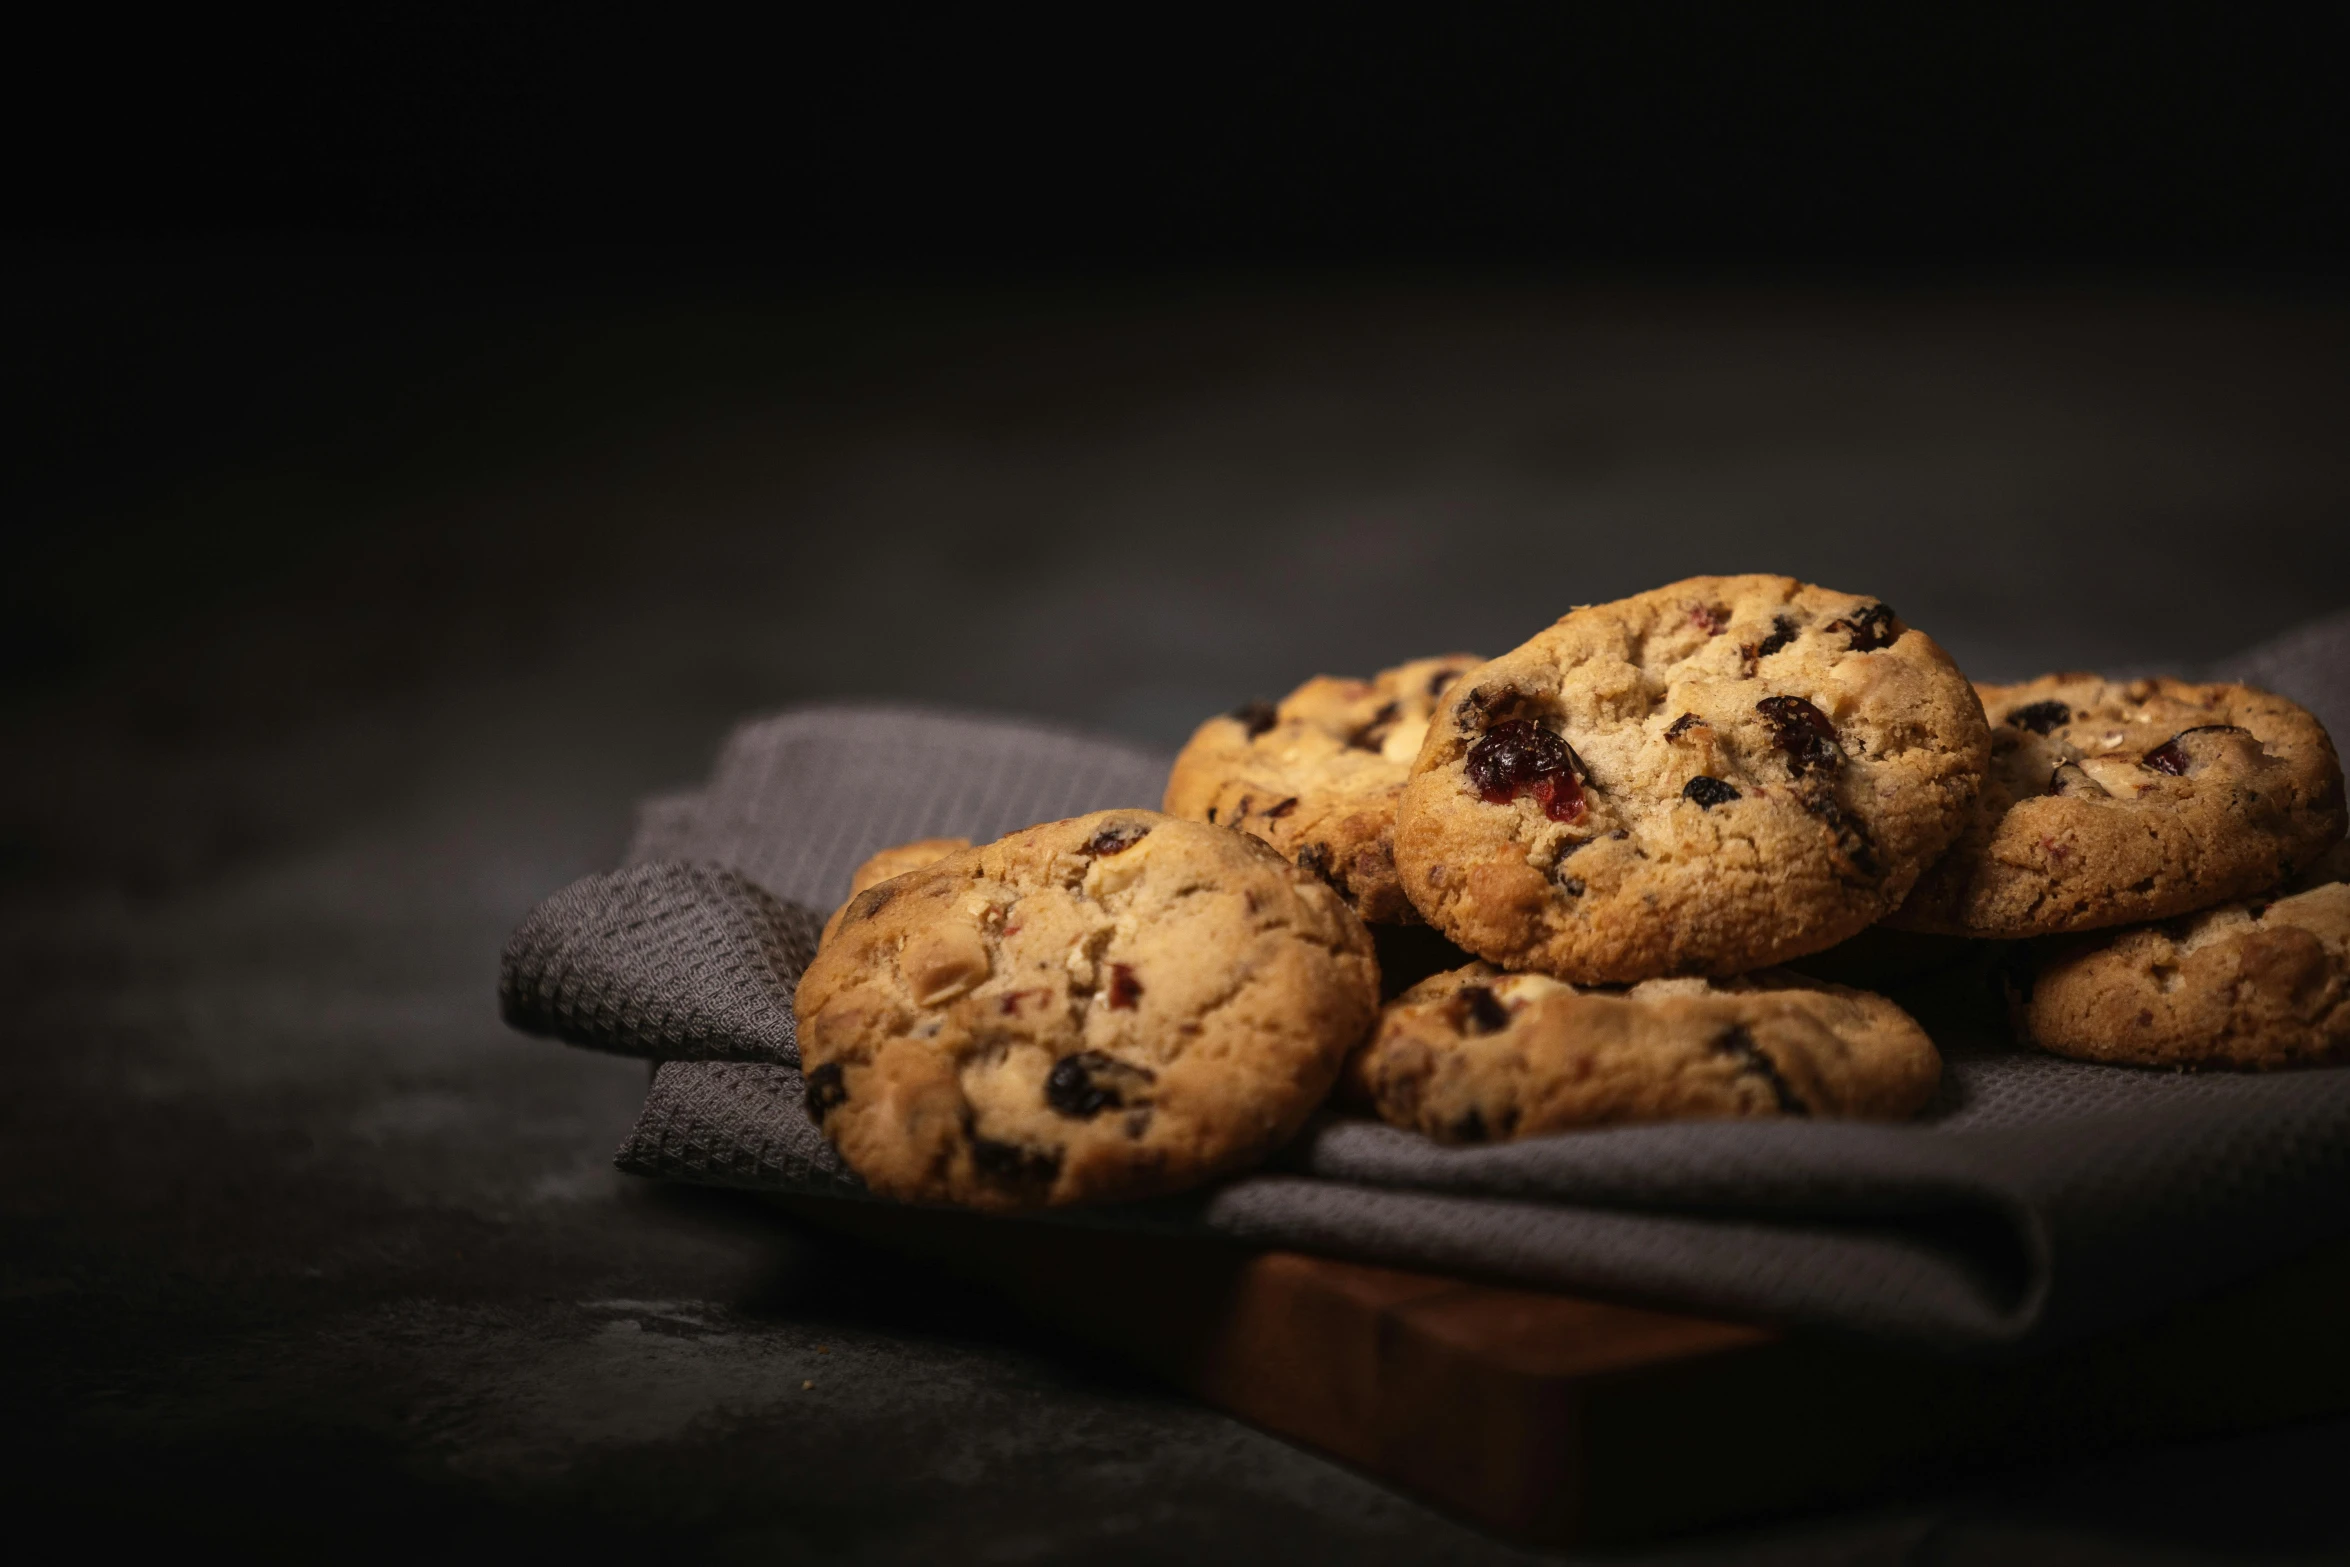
(821, 837), (973, 947)
(795, 810), (1380, 1209)
(2017, 851), (2350, 1071)
(1392, 576), (1990, 982)
(1890, 676), (2346, 938)
(1348, 962), (1941, 1144)
(1164, 655), (1483, 924)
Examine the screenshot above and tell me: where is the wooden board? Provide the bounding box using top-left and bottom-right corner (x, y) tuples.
(773, 1193), (2350, 1547)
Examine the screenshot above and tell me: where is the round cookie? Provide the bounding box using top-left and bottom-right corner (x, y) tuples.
(795, 810), (1380, 1209)
(1392, 576), (1990, 982)
(821, 837), (971, 947)
(2017, 846), (2350, 1071)
(1348, 962), (1941, 1144)
(1164, 655), (1483, 924)
(1889, 676), (2346, 938)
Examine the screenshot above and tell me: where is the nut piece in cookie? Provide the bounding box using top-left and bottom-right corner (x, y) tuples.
(1164, 655), (1483, 924)
(1889, 676), (2346, 938)
(1348, 961), (1941, 1143)
(2016, 848), (2350, 1071)
(794, 810), (1381, 1209)
(1392, 575), (1991, 982)
(820, 837), (973, 948)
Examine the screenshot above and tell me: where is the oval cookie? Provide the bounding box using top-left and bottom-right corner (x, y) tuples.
(1393, 576), (1990, 981)
(1889, 676), (2345, 938)
(1349, 962), (1941, 1144)
(1164, 655), (1483, 924)
(795, 810), (1380, 1208)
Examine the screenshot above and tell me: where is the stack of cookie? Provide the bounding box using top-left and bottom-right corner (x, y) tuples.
(793, 574), (2347, 1209)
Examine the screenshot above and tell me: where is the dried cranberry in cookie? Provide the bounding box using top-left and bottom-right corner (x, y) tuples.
(794, 810), (1378, 1210)
(1391, 576), (1990, 982)
(1163, 654), (1483, 924)
(1889, 675), (2346, 938)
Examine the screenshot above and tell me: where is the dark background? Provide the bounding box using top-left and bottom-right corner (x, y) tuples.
(8, 13), (2350, 1563)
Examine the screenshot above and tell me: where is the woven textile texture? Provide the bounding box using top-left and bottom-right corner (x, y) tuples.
(500, 861), (824, 1063)
(506, 629), (2350, 1354)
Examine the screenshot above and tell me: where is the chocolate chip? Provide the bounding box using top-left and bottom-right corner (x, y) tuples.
(1232, 700), (1279, 738)
(1296, 842), (1335, 882)
(1465, 718), (1588, 823)
(1106, 963), (1143, 1009)
(1712, 1026), (1808, 1115)
(1084, 821), (1151, 856)
(1264, 797), (1300, 818)
(1045, 1050), (1155, 1118)
(1683, 775), (1741, 809)
(1452, 984), (1510, 1034)
(969, 1134), (1062, 1189)
(1664, 712), (1706, 741)
(1429, 667), (1465, 698)
(2005, 700), (2071, 736)
(803, 1062), (848, 1123)
(1824, 602), (1899, 652)
(1451, 1106), (1490, 1143)
(1756, 695), (1841, 776)
(1204, 806), (1217, 824)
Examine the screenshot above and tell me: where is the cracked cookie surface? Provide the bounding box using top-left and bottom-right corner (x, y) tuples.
(794, 810), (1379, 1208)
(1392, 576), (1989, 981)
(1348, 961), (1941, 1143)
(2018, 842), (2350, 1070)
(1164, 655), (1483, 924)
(1889, 676), (2346, 938)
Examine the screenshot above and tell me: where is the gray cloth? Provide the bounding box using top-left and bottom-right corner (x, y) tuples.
(501, 631), (2350, 1355)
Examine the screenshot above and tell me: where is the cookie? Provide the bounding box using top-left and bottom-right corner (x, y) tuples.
(1164, 655), (1483, 924)
(1392, 576), (1990, 982)
(821, 837), (972, 947)
(850, 838), (971, 896)
(2017, 848), (2350, 1070)
(1888, 676), (2346, 938)
(1348, 961), (1941, 1144)
(794, 810), (1380, 1208)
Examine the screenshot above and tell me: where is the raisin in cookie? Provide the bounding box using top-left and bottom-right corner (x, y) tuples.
(1889, 676), (2346, 938)
(2016, 842), (2350, 1070)
(1164, 655), (1483, 924)
(795, 810), (1380, 1208)
(820, 837), (971, 947)
(1392, 576), (1990, 982)
(1348, 961), (1940, 1144)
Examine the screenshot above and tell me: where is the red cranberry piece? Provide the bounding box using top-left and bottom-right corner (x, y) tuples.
(1452, 985), (1510, 1034)
(1106, 963), (1143, 1009)
(2143, 739), (2189, 775)
(2005, 700), (2071, 736)
(1755, 696), (1841, 776)
(1465, 719), (1588, 822)
(1744, 615), (1800, 662)
(1824, 602), (1899, 652)
(1084, 822), (1151, 856)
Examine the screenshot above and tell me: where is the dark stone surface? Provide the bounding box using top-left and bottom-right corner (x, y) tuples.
(6, 254), (2350, 1561)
